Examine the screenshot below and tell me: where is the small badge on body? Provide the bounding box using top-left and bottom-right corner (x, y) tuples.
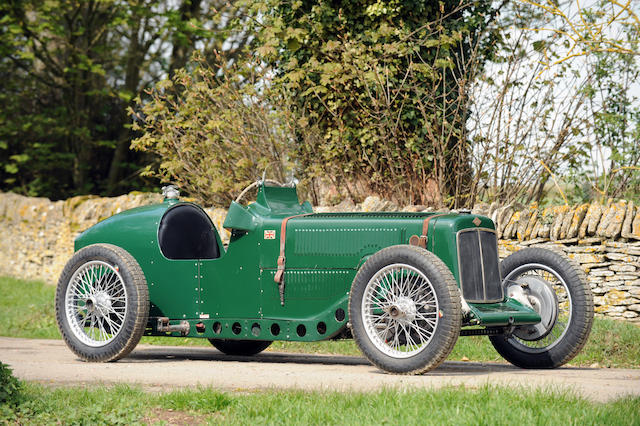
(264, 230), (276, 240)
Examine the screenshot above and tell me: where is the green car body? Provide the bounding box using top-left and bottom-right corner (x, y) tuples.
(74, 184), (540, 343)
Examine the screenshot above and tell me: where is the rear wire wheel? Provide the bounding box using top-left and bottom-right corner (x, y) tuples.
(55, 244), (149, 362)
(349, 245), (461, 374)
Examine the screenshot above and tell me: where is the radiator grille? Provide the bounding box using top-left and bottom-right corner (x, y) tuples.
(457, 228), (503, 303)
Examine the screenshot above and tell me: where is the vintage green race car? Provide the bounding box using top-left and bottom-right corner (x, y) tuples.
(55, 181), (594, 374)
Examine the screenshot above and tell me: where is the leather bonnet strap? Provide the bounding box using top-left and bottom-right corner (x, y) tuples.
(409, 213), (449, 248)
(273, 213), (312, 306)
(274, 213), (312, 284)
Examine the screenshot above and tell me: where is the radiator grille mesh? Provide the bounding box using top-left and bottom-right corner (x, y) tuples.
(457, 229), (503, 303)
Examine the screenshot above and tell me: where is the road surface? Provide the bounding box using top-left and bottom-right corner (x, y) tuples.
(1, 337), (638, 402)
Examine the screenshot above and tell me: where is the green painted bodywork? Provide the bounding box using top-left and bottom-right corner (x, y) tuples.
(74, 184), (540, 341)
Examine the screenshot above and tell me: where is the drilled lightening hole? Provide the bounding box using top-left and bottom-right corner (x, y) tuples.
(212, 322), (222, 335)
(335, 308), (345, 322)
(251, 323), (261, 337)
(195, 322), (205, 334)
(270, 323), (280, 336)
(317, 322), (327, 335)
(231, 322), (242, 335)
(296, 324), (306, 337)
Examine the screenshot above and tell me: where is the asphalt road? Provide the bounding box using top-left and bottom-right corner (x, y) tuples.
(1, 337), (638, 402)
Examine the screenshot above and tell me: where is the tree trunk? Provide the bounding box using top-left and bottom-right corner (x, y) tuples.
(106, 15), (144, 194)
(168, 0), (202, 78)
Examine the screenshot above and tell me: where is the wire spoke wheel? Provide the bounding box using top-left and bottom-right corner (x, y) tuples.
(489, 248), (593, 369)
(350, 245), (461, 374)
(65, 261), (127, 347)
(362, 264), (439, 358)
(56, 244), (149, 362)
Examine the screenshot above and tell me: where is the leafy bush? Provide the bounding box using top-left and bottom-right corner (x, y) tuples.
(131, 55), (299, 207)
(0, 362), (22, 407)
(254, 0), (503, 206)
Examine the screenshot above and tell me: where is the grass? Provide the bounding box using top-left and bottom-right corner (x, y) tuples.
(1, 276), (639, 368)
(0, 276), (59, 339)
(2, 382), (639, 425)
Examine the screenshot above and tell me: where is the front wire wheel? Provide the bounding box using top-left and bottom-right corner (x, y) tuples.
(362, 264), (439, 359)
(350, 245), (461, 374)
(490, 248), (594, 368)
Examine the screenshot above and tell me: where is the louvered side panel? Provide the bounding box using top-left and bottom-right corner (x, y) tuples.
(292, 227), (401, 257)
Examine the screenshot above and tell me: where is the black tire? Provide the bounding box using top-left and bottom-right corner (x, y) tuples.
(489, 247), (594, 368)
(208, 339), (272, 356)
(349, 245), (461, 374)
(55, 244), (149, 362)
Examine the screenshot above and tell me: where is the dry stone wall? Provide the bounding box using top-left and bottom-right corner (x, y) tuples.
(474, 199), (640, 322)
(1, 192), (638, 322)
(0, 192), (229, 284)
(499, 240), (640, 321)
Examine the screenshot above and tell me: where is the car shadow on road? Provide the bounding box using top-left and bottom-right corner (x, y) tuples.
(127, 346), (369, 366)
(124, 345), (526, 376)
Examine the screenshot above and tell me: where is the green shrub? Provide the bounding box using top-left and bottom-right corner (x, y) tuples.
(0, 362), (22, 407)
(255, 0), (503, 207)
(131, 55), (301, 207)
